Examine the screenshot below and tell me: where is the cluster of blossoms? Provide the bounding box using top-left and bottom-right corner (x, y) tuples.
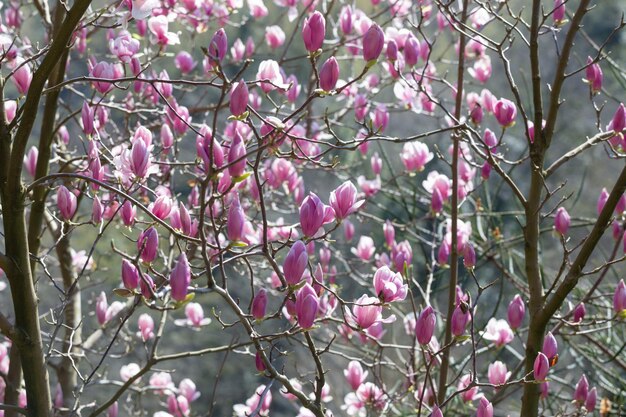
(1, 0), (625, 416)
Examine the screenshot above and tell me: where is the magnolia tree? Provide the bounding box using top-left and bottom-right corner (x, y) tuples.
(1, 0), (626, 416)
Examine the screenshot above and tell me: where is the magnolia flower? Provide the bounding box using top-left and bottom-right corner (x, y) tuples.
(482, 318), (514, 347)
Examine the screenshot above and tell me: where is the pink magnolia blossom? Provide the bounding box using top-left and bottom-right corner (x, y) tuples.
(352, 236), (375, 261)
(534, 352), (549, 381)
(362, 24), (384, 62)
(109, 31), (140, 62)
(265, 26), (285, 49)
(493, 98), (517, 127)
(148, 16), (180, 46)
(319, 57), (339, 92)
(507, 295), (525, 329)
(329, 181), (364, 220)
(295, 283), (319, 329)
(344, 361), (368, 390)
(554, 207), (570, 235)
(349, 295), (395, 330)
(400, 142), (433, 172)
(372, 266), (407, 303)
(302, 11), (325, 52)
(57, 186), (77, 220)
(482, 318), (514, 347)
(11, 58), (32, 95)
(488, 361), (510, 386)
(137, 314), (154, 340)
(170, 253), (191, 301)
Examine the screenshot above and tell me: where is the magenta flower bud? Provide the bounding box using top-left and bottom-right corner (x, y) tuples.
(415, 306), (436, 345)
(553, 0), (566, 24)
(138, 227), (159, 263)
(540, 381), (550, 399)
(227, 193), (246, 242)
(437, 241), (450, 265)
(451, 305), (470, 337)
(573, 303), (586, 323)
(554, 207), (570, 235)
(585, 57), (603, 94)
(386, 39), (398, 61)
(295, 283), (319, 329)
(12, 58), (32, 95)
(92, 196), (104, 224)
(481, 162), (492, 180)
(404, 35), (420, 67)
(363, 24), (384, 62)
(614, 279), (626, 314)
(81, 102), (95, 135)
(507, 295), (525, 329)
(255, 351), (266, 372)
(251, 288), (268, 320)
(542, 332), (558, 361)
(174, 51), (196, 74)
(329, 181), (365, 220)
(170, 253), (191, 301)
(344, 361), (368, 391)
(597, 188), (609, 215)
(302, 11), (325, 52)
(476, 397), (493, 417)
(463, 243), (476, 269)
(121, 200), (136, 226)
(299, 192), (329, 237)
(208, 28), (228, 63)
(574, 375), (589, 404)
(130, 138), (151, 178)
(319, 57), (339, 92)
(57, 185), (77, 221)
(534, 352), (550, 381)
(611, 103), (626, 133)
(24, 146), (38, 177)
(283, 240), (308, 286)
(161, 124), (174, 149)
(229, 80), (249, 116)
(494, 98), (517, 127)
(121, 259), (140, 290)
(140, 273), (155, 299)
(483, 128), (498, 148)
(227, 131), (247, 178)
(96, 292), (108, 325)
(339, 6), (353, 35)
(585, 387), (597, 411)
(383, 220), (395, 247)
(429, 187), (443, 214)
(373, 266), (407, 303)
